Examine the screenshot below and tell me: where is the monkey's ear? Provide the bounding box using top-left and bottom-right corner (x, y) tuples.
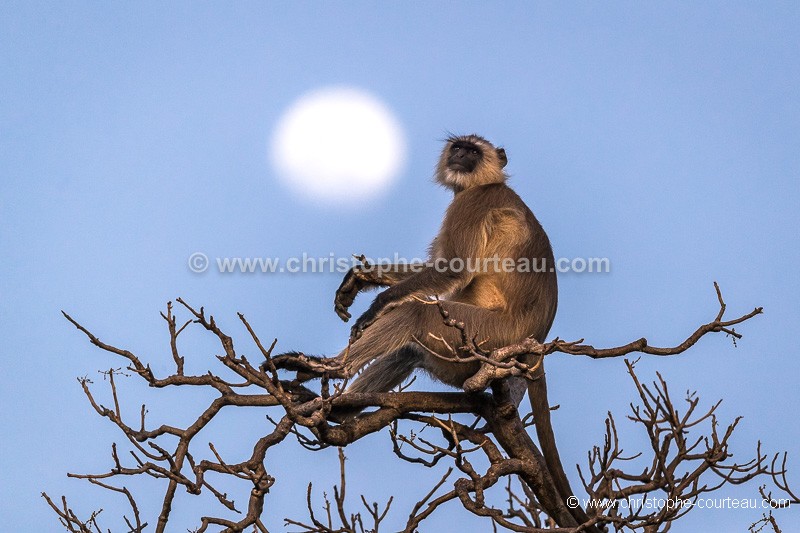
(496, 148), (508, 169)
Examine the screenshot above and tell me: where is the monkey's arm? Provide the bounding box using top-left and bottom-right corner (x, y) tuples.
(350, 265), (466, 340)
(334, 263), (422, 321)
(349, 207), (488, 339)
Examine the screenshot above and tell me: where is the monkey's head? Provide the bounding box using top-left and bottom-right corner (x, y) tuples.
(436, 134), (508, 193)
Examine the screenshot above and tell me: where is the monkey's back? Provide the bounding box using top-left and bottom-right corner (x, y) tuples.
(433, 183), (558, 342)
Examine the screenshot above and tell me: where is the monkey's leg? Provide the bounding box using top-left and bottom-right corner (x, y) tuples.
(330, 301), (467, 420)
(405, 302), (590, 527)
(347, 346), (423, 393)
(333, 301), (585, 525)
(330, 346), (423, 422)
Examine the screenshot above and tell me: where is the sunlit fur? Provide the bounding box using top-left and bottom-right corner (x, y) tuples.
(340, 176), (557, 392)
(435, 134), (507, 192)
(316, 135), (587, 527)
(341, 135), (553, 388)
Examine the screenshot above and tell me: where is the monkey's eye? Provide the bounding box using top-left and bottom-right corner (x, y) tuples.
(471, 149), (478, 155)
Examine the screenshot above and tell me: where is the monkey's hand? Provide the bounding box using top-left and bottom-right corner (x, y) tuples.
(350, 293), (396, 342)
(334, 266), (381, 321)
(350, 309), (377, 341)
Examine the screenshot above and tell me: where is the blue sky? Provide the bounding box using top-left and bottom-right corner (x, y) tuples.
(1, 2), (798, 531)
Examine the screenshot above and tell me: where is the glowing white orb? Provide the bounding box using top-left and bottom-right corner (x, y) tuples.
(270, 87), (406, 205)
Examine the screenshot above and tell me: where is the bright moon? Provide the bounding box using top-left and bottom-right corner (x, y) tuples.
(270, 87), (406, 205)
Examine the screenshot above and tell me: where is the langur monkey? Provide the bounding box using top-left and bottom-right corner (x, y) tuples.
(331, 134), (579, 524)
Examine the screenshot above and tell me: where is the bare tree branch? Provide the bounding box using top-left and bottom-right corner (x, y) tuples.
(46, 287), (788, 532)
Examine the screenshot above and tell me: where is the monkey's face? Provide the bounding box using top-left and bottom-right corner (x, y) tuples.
(447, 141), (483, 174)
(437, 134), (508, 192)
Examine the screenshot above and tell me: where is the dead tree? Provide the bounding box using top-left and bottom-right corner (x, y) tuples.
(43, 283), (797, 532)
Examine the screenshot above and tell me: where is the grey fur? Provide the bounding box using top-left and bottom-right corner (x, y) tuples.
(327, 135), (584, 526)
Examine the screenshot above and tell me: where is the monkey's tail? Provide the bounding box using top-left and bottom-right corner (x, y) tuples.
(527, 374), (593, 526)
